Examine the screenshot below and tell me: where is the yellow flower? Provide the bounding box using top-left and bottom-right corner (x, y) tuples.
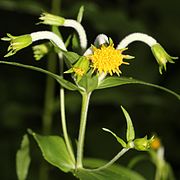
(150, 136), (161, 150)
(88, 43), (130, 75)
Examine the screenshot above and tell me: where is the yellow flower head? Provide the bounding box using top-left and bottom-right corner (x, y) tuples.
(88, 43), (130, 75)
(150, 136), (161, 150)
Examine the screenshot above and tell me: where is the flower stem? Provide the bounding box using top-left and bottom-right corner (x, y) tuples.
(84, 148), (130, 172)
(57, 31), (75, 163)
(60, 87), (75, 163)
(117, 32), (157, 49)
(76, 92), (91, 169)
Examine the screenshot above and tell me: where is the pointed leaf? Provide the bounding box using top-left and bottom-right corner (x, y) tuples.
(77, 5), (84, 23)
(97, 77), (180, 100)
(121, 106), (135, 142)
(102, 128), (126, 148)
(16, 134), (31, 180)
(75, 158), (145, 180)
(62, 51), (80, 64)
(29, 130), (75, 172)
(0, 61), (79, 91)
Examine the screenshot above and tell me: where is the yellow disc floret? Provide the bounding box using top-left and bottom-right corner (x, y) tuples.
(88, 44), (129, 75)
(73, 67), (85, 76)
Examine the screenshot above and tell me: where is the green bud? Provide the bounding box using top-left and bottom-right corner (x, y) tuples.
(151, 43), (178, 74)
(134, 136), (154, 151)
(1, 33), (32, 57)
(32, 43), (50, 61)
(39, 12), (65, 26)
(65, 56), (90, 82)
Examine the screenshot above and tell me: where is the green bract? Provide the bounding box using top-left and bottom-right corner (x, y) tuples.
(65, 56), (90, 82)
(1, 33), (32, 57)
(151, 43), (178, 74)
(134, 136), (154, 151)
(39, 12), (65, 26)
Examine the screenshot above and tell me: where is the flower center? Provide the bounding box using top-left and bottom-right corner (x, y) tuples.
(88, 44), (129, 75)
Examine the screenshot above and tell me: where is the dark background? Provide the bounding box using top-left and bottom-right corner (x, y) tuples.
(0, 0), (179, 179)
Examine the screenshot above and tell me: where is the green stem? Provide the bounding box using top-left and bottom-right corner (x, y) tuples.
(76, 92), (91, 169)
(60, 87), (75, 163)
(84, 148), (129, 172)
(58, 33), (75, 163)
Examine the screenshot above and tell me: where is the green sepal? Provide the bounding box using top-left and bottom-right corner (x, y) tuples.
(16, 134), (31, 180)
(28, 129), (75, 172)
(38, 12), (65, 26)
(151, 43), (178, 74)
(121, 106), (135, 142)
(134, 136), (154, 151)
(2, 33), (32, 57)
(102, 128), (126, 148)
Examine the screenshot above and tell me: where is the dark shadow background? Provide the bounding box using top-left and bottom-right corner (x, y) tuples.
(0, 0), (179, 179)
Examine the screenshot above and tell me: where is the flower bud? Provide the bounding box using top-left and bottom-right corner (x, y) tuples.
(151, 43), (178, 74)
(2, 33), (32, 57)
(65, 56), (90, 82)
(134, 136), (154, 151)
(39, 12), (65, 26)
(32, 43), (50, 61)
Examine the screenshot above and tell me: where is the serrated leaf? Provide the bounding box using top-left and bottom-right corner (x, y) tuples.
(16, 134), (31, 180)
(0, 61), (79, 91)
(29, 130), (75, 172)
(102, 128), (126, 148)
(97, 77), (180, 100)
(75, 158), (145, 180)
(121, 106), (135, 142)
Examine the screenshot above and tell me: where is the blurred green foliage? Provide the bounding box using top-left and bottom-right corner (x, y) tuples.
(0, 0), (179, 179)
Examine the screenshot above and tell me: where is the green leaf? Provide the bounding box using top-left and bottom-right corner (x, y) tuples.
(121, 106), (135, 142)
(78, 73), (98, 93)
(77, 5), (84, 23)
(62, 51), (80, 64)
(102, 128), (126, 148)
(0, 61), (79, 91)
(97, 77), (180, 100)
(29, 130), (75, 172)
(75, 158), (145, 180)
(16, 134), (31, 180)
